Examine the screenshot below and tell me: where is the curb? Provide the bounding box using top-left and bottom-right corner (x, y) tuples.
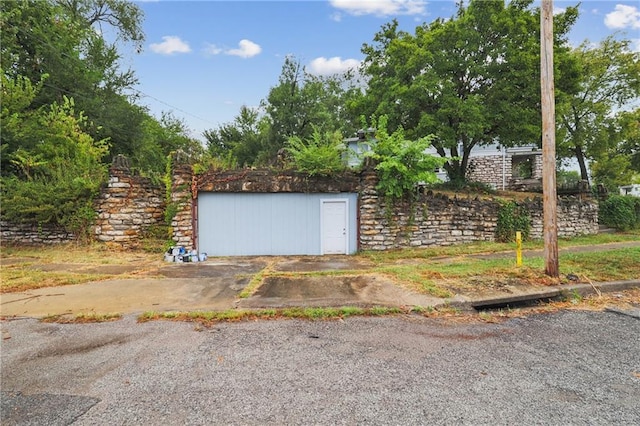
(450, 280), (640, 311)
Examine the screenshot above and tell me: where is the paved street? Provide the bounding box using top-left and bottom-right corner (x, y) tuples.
(2, 310), (639, 425)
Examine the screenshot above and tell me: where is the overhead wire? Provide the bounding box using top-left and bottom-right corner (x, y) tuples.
(2, 19), (217, 127)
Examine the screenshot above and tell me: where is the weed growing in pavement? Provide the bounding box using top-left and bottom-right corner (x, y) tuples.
(138, 306), (406, 325)
(567, 289), (583, 305)
(238, 262), (275, 298)
(41, 312), (122, 323)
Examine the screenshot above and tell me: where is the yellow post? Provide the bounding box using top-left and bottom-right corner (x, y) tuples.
(516, 231), (522, 267)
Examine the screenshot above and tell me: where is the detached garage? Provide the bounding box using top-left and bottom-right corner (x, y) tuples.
(188, 169), (362, 257)
(198, 193), (358, 256)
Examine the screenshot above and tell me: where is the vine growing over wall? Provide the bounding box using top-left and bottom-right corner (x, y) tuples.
(496, 200), (531, 242)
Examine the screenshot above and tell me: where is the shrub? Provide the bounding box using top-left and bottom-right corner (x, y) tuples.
(368, 116), (445, 201)
(599, 195), (640, 231)
(286, 127), (345, 176)
(496, 201), (531, 242)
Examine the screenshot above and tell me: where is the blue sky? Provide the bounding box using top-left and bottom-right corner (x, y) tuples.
(125, 1), (640, 141)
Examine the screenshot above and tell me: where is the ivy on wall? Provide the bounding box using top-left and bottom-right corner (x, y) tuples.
(496, 200), (531, 242)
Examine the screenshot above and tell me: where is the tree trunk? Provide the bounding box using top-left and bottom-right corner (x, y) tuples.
(574, 145), (589, 182)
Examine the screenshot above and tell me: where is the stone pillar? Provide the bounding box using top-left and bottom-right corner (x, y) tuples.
(531, 154), (543, 179)
(170, 157), (195, 250)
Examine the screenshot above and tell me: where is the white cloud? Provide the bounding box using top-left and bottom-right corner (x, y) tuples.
(149, 36), (191, 55)
(308, 57), (361, 76)
(604, 4), (640, 29)
(329, 0), (426, 17)
(226, 39), (262, 58)
(204, 43), (223, 56)
(553, 6), (566, 16)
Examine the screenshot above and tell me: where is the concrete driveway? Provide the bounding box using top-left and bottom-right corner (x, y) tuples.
(0, 256), (443, 318)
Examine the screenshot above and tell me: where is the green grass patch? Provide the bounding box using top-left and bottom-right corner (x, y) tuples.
(1, 267), (111, 293)
(238, 262), (274, 298)
(375, 265), (453, 298)
(41, 312), (122, 323)
(138, 305), (406, 325)
(559, 247), (640, 281)
(358, 232), (640, 264)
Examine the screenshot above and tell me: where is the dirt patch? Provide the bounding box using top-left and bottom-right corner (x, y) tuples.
(0, 257), (38, 266)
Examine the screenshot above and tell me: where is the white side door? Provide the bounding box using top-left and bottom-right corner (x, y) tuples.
(321, 199), (348, 255)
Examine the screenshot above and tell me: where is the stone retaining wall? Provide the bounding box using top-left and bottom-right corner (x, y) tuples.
(93, 160), (165, 247)
(359, 169), (598, 251)
(2, 157), (599, 251)
(0, 221), (76, 245)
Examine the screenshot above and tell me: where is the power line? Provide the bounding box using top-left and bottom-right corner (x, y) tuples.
(127, 88), (217, 126)
(3, 19), (218, 128)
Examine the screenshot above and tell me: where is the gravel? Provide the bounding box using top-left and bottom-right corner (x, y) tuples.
(1, 310), (639, 425)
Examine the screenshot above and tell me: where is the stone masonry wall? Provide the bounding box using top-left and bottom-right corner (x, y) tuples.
(359, 169), (598, 251)
(170, 163), (195, 250)
(528, 196), (599, 239)
(468, 154), (544, 190)
(0, 221), (76, 245)
(467, 155), (512, 190)
(94, 160), (165, 247)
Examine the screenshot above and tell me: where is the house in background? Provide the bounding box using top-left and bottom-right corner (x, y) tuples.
(342, 128), (374, 168)
(343, 130), (542, 190)
(619, 184), (640, 197)
(460, 143), (542, 191)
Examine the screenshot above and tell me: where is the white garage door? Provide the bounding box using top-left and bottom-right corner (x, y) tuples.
(197, 193), (358, 256)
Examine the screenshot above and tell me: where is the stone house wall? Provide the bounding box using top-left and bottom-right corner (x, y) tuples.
(93, 160), (165, 247)
(467, 155), (512, 189)
(467, 154), (543, 190)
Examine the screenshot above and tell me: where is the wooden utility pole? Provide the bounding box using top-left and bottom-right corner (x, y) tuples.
(541, 0), (559, 277)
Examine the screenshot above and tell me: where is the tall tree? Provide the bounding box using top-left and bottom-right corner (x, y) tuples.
(203, 105), (267, 167)
(204, 56), (359, 167)
(261, 56), (358, 164)
(0, 0), (146, 166)
(357, 0), (578, 182)
(589, 108), (640, 191)
(556, 36), (640, 181)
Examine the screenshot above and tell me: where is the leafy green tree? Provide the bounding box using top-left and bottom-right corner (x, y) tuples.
(357, 0), (578, 183)
(1, 94), (109, 235)
(0, 0), (149, 168)
(617, 109), (640, 176)
(203, 106), (267, 167)
(589, 108), (640, 191)
(557, 36), (640, 181)
(261, 56), (359, 164)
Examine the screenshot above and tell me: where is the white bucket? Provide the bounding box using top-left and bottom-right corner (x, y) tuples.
(198, 253), (208, 262)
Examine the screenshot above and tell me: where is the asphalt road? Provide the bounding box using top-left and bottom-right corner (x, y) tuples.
(1, 310), (639, 425)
